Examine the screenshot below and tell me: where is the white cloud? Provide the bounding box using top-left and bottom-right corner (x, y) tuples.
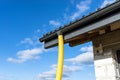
(71, 0), (91, 20)
(20, 38), (34, 45)
(49, 20), (61, 27)
(0, 74), (16, 80)
(19, 28), (42, 47)
(7, 44), (57, 63)
(65, 46), (94, 65)
(19, 35), (41, 47)
(36, 29), (40, 33)
(80, 46), (93, 52)
(100, 0), (115, 8)
(48, 0), (92, 27)
(36, 64), (81, 80)
(7, 47), (45, 63)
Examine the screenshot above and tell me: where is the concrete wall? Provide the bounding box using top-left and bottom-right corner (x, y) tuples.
(94, 58), (116, 80)
(92, 29), (120, 80)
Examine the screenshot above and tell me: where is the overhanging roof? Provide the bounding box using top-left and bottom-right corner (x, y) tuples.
(40, 1), (120, 49)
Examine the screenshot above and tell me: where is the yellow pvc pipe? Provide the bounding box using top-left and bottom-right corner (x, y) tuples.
(56, 34), (64, 80)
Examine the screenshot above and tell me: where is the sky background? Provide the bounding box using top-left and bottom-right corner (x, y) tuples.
(0, 0), (116, 80)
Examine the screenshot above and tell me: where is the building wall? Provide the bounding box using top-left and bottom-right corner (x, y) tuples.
(92, 29), (120, 80)
(94, 58), (116, 80)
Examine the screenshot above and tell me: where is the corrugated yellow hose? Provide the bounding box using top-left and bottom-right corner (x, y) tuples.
(56, 34), (64, 80)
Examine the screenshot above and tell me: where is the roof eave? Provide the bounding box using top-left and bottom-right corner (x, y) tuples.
(40, 1), (120, 43)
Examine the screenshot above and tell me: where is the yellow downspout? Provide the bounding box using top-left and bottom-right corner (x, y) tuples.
(56, 34), (64, 80)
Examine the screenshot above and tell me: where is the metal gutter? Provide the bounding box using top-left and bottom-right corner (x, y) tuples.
(44, 12), (120, 48)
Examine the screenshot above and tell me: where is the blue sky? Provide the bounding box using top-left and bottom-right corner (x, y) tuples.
(0, 0), (116, 80)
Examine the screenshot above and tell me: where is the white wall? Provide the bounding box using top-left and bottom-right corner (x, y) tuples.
(94, 58), (116, 80)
